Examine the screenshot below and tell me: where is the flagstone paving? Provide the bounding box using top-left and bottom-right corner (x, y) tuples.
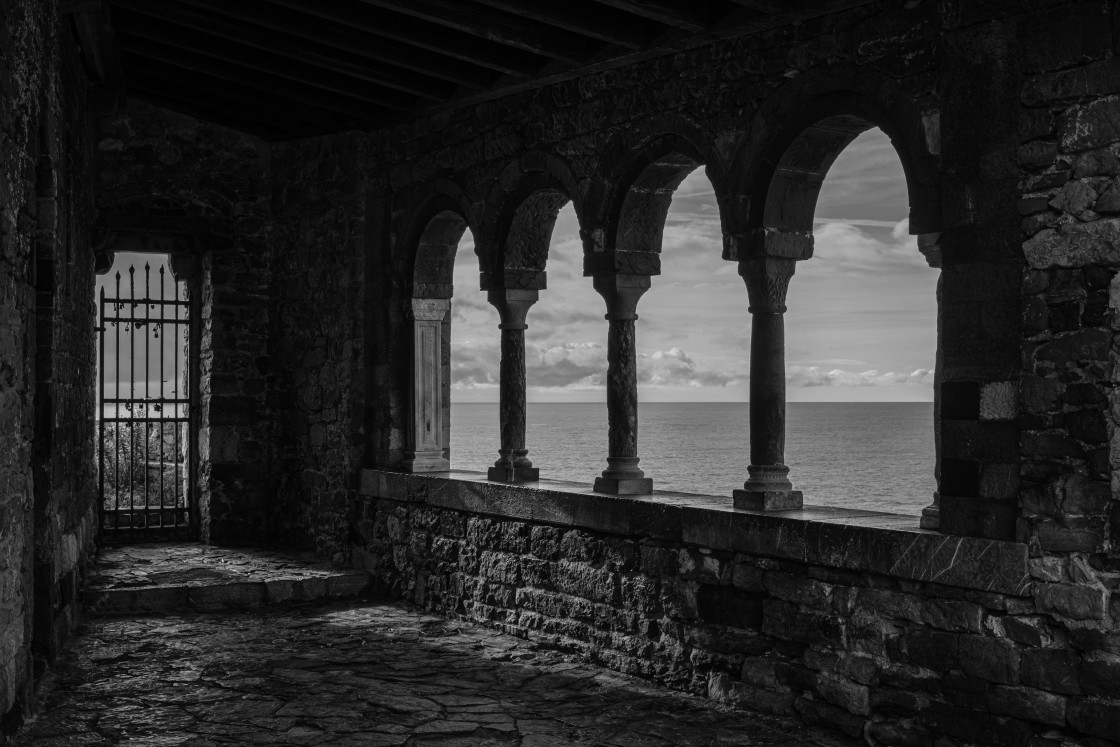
(16, 600), (857, 746)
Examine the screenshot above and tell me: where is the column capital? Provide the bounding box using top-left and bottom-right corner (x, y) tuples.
(592, 273), (651, 321)
(723, 227), (814, 262)
(410, 297), (450, 321)
(918, 232), (942, 269)
(486, 288), (538, 330)
(739, 257), (796, 314)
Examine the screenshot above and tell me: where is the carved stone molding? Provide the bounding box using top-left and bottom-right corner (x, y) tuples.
(410, 298), (450, 322)
(739, 257), (797, 314)
(918, 232), (942, 269)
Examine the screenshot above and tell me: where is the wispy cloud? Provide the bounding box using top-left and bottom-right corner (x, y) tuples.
(787, 366), (933, 388)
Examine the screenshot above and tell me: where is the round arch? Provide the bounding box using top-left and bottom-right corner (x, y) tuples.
(397, 179), (476, 299)
(729, 67), (939, 249)
(485, 153), (583, 284)
(592, 118), (724, 269)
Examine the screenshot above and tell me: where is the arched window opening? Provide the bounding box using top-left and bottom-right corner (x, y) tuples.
(636, 168), (749, 494)
(447, 226), (500, 472)
(782, 127), (937, 514)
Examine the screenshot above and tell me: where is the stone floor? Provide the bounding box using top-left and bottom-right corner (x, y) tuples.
(16, 544), (857, 746)
(84, 544), (371, 614)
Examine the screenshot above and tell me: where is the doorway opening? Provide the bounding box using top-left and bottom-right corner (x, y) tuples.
(97, 253), (197, 540)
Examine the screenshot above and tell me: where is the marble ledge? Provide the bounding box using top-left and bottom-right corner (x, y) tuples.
(359, 469), (1031, 597)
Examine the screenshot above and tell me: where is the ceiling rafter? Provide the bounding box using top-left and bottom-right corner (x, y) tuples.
(355, 0), (596, 63)
(469, 0), (657, 49)
(264, 0), (547, 77)
(115, 40), (398, 121)
(114, 27), (418, 112)
(583, 0), (710, 31)
(112, 0), (458, 101)
(170, 0), (499, 89)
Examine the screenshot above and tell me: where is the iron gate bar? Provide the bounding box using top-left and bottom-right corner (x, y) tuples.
(98, 259), (194, 537)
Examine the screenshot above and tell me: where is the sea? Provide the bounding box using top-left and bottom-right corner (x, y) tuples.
(450, 402), (934, 516)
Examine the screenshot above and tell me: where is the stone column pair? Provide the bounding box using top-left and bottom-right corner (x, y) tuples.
(486, 274), (655, 495)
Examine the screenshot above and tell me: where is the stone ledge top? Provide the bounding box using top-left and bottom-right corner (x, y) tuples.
(359, 469), (1031, 597)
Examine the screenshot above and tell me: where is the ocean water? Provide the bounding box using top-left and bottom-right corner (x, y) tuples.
(450, 402), (934, 516)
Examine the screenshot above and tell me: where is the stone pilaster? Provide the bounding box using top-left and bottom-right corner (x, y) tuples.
(735, 257), (802, 510)
(592, 274), (652, 494)
(487, 288), (539, 483)
(403, 298), (450, 472)
(918, 232), (942, 530)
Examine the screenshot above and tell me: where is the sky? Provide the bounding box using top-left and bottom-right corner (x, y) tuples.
(95, 253), (189, 417)
(451, 129), (939, 403)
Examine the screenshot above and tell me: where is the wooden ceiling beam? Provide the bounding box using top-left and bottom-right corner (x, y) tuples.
(583, 0), (710, 31)
(112, 2), (456, 102)
(469, 0), (654, 49)
(727, 0), (787, 13)
(143, 0), (498, 90)
(355, 0), (594, 63)
(113, 24), (417, 112)
(115, 38), (397, 123)
(64, 0), (124, 95)
(125, 87), (295, 140)
(125, 63), (345, 132)
(264, 0), (545, 77)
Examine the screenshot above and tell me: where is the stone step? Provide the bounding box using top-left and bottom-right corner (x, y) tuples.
(83, 543), (373, 616)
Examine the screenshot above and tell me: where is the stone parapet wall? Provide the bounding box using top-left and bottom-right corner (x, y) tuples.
(356, 471), (1119, 745)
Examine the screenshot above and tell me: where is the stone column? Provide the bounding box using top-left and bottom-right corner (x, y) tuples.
(403, 298), (450, 472)
(734, 257), (802, 510)
(593, 274), (652, 494)
(487, 288), (539, 483)
(918, 233), (943, 530)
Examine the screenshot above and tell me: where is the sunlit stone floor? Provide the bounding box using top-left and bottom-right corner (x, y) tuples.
(16, 545), (856, 746)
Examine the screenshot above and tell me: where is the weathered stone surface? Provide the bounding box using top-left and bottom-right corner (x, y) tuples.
(1035, 582), (1108, 620)
(14, 601), (855, 747)
(1021, 648), (1081, 695)
(958, 635), (1020, 684)
(1023, 219), (1120, 269)
(1060, 95), (1120, 152)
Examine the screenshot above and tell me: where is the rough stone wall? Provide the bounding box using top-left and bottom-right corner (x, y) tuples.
(95, 101), (274, 544)
(268, 133), (368, 558)
(357, 475), (1120, 745)
(0, 0), (97, 733)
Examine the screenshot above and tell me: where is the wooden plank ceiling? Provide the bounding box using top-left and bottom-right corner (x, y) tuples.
(87, 0), (874, 141)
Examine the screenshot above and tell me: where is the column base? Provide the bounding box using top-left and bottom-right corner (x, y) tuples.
(733, 489), (803, 511)
(594, 476), (653, 495)
(401, 453), (450, 472)
(487, 466), (539, 483)
(920, 492), (940, 530)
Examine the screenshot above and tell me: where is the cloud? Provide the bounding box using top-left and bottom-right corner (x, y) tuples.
(531, 342), (606, 388)
(786, 366), (933, 388)
(452, 340), (741, 392)
(639, 347), (739, 388)
(804, 219), (926, 276)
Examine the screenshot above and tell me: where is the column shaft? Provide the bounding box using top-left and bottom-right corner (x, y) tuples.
(593, 274), (652, 494)
(734, 258), (802, 510)
(487, 289), (538, 483)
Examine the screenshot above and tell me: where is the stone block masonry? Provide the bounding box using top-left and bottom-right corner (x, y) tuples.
(357, 471), (1118, 745)
(0, 0), (99, 736)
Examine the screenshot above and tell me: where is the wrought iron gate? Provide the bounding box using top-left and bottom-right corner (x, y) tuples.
(98, 260), (195, 539)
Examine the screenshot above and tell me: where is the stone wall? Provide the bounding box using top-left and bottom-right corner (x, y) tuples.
(94, 101), (274, 544)
(0, 0), (98, 733)
(358, 472), (1120, 745)
(268, 133), (368, 558)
